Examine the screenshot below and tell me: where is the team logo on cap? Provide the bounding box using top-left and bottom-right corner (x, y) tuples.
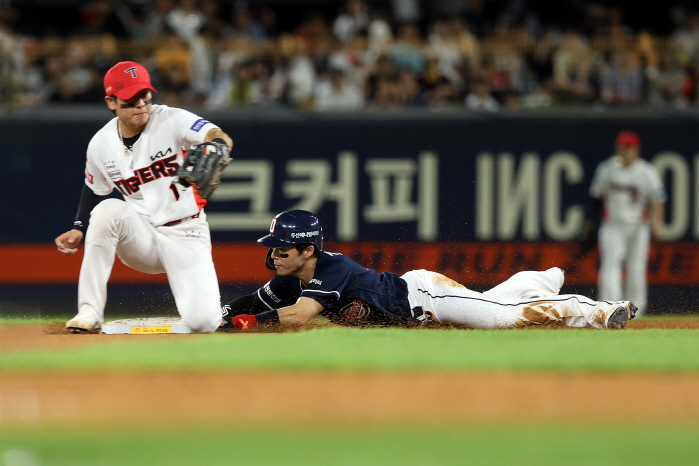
(291, 230), (319, 239)
(125, 67), (138, 78)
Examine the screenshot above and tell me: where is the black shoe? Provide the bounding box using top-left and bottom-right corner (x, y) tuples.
(606, 302), (637, 329)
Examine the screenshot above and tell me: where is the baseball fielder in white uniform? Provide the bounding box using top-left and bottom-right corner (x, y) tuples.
(54, 61), (233, 333)
(589, 130), (666, 317)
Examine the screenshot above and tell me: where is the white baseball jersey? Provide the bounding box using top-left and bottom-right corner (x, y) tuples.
(84, 104), (219, 226)
(589, 156), (666, 224)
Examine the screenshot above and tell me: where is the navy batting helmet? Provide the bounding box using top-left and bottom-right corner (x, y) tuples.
(258, 210), (323, 270)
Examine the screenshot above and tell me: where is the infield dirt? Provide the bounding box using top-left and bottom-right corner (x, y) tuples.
(1, 318), (697, 354)
(1, 371), (698, 426)
(0, 319), (698, 427)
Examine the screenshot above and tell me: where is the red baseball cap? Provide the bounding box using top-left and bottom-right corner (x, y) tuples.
(104, 61), (157, 100)
(615, 130), (640, 148)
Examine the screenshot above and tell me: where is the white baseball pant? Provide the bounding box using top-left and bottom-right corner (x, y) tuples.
(402, 268), (624, 329)
(77, 199), (222, 333)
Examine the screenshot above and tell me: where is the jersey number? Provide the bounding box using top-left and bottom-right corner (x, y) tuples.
(170, 182), (180, 200)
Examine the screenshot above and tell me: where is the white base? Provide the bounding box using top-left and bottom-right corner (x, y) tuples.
(100, 317), (193, 334)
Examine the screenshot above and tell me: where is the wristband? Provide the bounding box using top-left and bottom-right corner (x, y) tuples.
(256, 310), (280, 327)
(212, 137), (227, 146)
(232, 314), (257, 331)
(72, 220), (87, 233)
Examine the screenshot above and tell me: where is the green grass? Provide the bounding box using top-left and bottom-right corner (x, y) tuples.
(1, 423), (698, 466)
(2, 326), (699, 373)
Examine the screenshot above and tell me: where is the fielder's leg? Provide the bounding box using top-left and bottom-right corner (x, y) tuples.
(71, 199), (164, 332)
(597, 222), (627, 302)
(625, 224), (651, 316)
(402, 269), (635, 329)
(155, 214), (222, 333)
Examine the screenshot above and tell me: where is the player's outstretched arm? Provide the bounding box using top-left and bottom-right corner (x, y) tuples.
(228, 297), (323, 331)
(277, 297), (324, 327)
(55, 230), (84, 256)
(220, 294), (266, 329)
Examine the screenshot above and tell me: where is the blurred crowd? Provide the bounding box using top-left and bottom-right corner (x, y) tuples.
(2, 0), (699, 112)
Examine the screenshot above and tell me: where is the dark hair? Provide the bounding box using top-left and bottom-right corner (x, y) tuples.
(294, 243), (321, 258)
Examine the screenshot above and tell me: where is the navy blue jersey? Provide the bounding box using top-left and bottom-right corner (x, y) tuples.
(255, 251), (414, 326)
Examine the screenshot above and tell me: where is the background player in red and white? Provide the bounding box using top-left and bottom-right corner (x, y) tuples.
(220, 210), (637, 332)
(588, 130), (666, 317)
(54, 61), (233, 333)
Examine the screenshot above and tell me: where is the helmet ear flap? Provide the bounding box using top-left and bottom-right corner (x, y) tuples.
(265, 248), (276, 270)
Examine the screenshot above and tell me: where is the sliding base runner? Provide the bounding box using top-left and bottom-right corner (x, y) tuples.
(100, 317), (193, 334)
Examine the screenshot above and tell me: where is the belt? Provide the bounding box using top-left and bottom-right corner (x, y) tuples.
(163, 212), (200, 227)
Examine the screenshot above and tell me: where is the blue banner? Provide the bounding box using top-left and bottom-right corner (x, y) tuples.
(3, 111), (699, 243)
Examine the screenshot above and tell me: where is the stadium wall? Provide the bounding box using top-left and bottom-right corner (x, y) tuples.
(2, 107), (698, 315)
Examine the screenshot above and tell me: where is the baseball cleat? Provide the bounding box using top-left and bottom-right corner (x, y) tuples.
(65, 317), (100, 334)
(606, 302), (637, 329)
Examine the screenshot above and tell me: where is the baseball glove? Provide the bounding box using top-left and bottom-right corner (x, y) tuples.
(177, 141), (231, 199)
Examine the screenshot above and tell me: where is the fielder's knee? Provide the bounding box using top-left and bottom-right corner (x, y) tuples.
(183, 311), (222, 333)
(88, 199), (128, 229)
(84, 199), (130, 244)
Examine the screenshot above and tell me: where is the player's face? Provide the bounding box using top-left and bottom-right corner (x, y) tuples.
(270, 246), (310, 276)
(106, 89), (153, 130)
(617, 145), (639, 166)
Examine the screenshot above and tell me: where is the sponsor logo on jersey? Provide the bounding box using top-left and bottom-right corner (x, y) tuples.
(309, 278), (323, 286)
(113, 153), (179, 196)
(150, 147), (173, 161)
(190, 119), (209, 132)
(291, 230), (319, 239)
(263, 283), (281, 303)
(610, 182), (639, 202)
(105, 160), (121, 179)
